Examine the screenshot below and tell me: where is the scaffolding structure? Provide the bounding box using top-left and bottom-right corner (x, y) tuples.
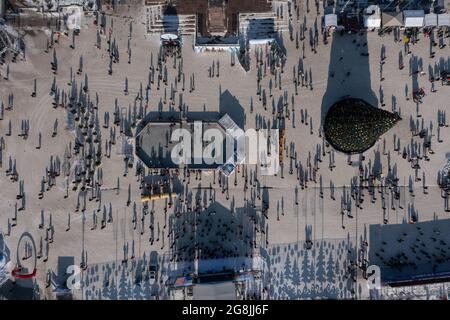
(0, 23), (22, 57)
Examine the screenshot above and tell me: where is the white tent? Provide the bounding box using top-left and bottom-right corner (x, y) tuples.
(438, 13), (450, 27)
(325, 14), (338, 28)
(364, 16), (381, 29)
(424, 13), (438, 27)
(403, 10), (425, 28)
(364, 5), (381, 29)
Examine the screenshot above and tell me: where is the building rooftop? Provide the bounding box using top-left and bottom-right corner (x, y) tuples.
(161, 0), (272, 37)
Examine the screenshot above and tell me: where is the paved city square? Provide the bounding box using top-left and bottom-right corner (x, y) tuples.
(0, 0), (450, 300)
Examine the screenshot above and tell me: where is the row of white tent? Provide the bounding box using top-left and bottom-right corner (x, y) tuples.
(324, 6), (450, 29)
(365, 7), (450, 29)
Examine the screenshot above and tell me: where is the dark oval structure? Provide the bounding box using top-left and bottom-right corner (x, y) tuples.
(324, 98), (401, 154)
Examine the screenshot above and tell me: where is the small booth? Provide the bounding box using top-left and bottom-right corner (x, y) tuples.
(403, 10), (425, 28)
(438, 13), (450, 27)
(364, 5), (381, 30)
(324, 14), (338, 30)
(423, 13), (438, 36)
(381, 11), (403, 30)
(424, 13), (438, 27)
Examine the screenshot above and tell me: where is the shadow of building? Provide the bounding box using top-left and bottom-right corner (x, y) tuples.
(369, 218), (450, 286)
(219, 89), (245, 129)
(169, 202), (259, 277)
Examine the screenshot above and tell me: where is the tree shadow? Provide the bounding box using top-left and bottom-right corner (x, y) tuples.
(321, 31), (378, 126)
(266, 238), (356, 299)
(163, 4), (179, 35)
